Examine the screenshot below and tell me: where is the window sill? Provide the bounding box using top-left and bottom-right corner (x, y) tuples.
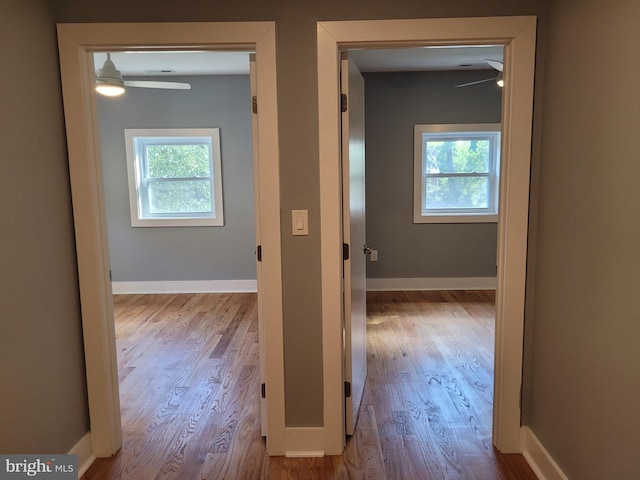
(413, 214), (498, 224)
(131, 217), (224, 227)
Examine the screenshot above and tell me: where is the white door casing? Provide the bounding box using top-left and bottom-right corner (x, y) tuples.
(341, 53), (367, 436)
(57, 22), (285, 457)
(318, 17), (537, 454)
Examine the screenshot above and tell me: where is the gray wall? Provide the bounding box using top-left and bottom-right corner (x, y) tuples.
(525, 0), (640, 478)
(364, 70), (501, 279)
(52, 0), (546, 430)
(97, 75), (256, 282)
(0, 0), (89, 453)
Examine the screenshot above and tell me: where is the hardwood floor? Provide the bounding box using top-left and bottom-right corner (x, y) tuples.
(82, 291), (537, 480)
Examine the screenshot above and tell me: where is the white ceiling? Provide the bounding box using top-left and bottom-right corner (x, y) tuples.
(94, 45), (503, 77)
(349, 45), (503, 72)
(93, 51), (253, 76)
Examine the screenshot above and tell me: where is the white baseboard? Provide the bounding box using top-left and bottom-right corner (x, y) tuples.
(520, 426), (569, 480)
(114, 278), (493, 294)
(284, 427), (325, 458)
(366, 277), (497, 291)
(69, 431), (95, 479)
(111, 279), (257, 294)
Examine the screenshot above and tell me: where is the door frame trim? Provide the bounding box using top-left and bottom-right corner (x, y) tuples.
(318, 16), (537, 454)
(57, 21), (285, 457)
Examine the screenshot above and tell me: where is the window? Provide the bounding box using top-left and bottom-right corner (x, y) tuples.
(124, 128), (224, 227)
(413, 123), (501, 223)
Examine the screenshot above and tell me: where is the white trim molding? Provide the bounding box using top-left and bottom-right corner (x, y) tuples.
(57, 21), (285, 457)
(111, 280), (257, 294)
(520, 427), (569, 480)
(284, 427), (326, 458)
(68, 432), (95, 479)
(413, 123), (501, 224)
(124, 128), (225, 227)
(318, 16), (537, 455)
(366, 277), (497, 291)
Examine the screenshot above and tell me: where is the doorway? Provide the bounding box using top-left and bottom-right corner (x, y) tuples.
(342, 45), (504, 439)
(318, 16), (537, 455)
(94, 45), (265, 440)
(57, 22), (285, 457)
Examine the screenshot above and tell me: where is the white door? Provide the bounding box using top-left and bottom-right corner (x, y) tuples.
(341, 53), (367, 435)
(249, 54), (267, 436)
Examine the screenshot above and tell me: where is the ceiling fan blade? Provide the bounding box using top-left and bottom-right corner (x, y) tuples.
(485, 59), (504, 72)
(123, 80), (191, 90)
(455, 77), (497, 88)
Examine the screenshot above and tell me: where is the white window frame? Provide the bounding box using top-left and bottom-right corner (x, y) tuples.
(124, 128), (224, 227)
(413, 123), (501, 223)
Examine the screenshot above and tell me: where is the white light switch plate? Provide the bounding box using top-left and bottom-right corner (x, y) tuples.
(292, 210), (309, 236)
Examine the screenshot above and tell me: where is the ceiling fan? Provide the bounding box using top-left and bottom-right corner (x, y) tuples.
(455, 59), (504, 88)
(95, 53), (191, 97)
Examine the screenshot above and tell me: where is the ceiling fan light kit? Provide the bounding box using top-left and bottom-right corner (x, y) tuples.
(455, 58), (504, 89)
(96, 53), (126, 96)
(95, 53), (192, 97)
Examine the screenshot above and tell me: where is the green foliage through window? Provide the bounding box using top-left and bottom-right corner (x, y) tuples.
(140, 140), (215, 215)
(425, 139), (490, 174)
(424, 139), (491, 210)
(146, 144), (211, 178)
(148, 179), (213, 214)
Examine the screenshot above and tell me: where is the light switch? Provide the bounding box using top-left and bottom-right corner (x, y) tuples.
(292, 210), (309, 236)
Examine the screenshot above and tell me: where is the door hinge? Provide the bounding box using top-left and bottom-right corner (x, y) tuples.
(341, 93), (348, 113)
(344, 381), (352, 398)
(343, 243), (350, 261)
(261, 383), (266, 398)
(256, 245), (262, 262)
(252, 96), (258, 114)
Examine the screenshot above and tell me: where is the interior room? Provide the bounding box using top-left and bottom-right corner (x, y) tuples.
(3, 1), (640, 479)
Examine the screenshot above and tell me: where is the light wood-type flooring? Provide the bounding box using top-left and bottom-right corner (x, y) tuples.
(82, 290), (537, 479)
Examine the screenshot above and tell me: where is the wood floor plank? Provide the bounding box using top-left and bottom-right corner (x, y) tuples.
(340, 405), (387, 479)
(82, 291), (537, 480)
